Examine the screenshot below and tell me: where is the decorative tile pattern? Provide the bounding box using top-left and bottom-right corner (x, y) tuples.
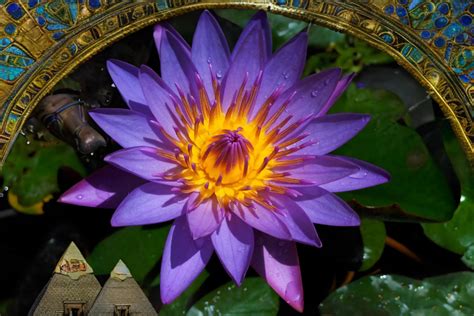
(0, 0), (472, 164)
(383, 0), (473, 84)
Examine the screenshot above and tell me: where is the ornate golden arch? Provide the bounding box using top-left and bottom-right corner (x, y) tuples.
(0, 0), (472, 165)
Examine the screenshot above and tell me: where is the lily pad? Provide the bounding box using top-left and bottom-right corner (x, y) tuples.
(2, 136), (85, 209)
(319, 272), (474, 315)
(331, 86), (456, 221)
(87, 225), (169, 284)
(187, 278), (279, 316)
(359, 218), (386, 271)
(422, 128), (474, 263)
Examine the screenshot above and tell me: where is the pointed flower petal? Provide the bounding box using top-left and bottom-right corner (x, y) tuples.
(319, 156), (391, 192)
(277, 156), (360, 186)
(232, 203), (291, 240)
(211, 215), (254, 285)
(104, 146), (176, 181)
(296, 114), (370, 155)
(187, 198), (224, 239)
(267, 68), (341, 128)
(89, 108), (159, 148)
(232, 11), (271, 61)
(139, 65), (180, 134)
(160, 216), (213, 304)
(252, 233), (304, 312)
(59, 166), (145, 208)
(192, 10), (230, 101)
(154, 25), (198, 97)
(294, 186), (360, 226)
(273, 195), (321, 247)
(106, 59), (147, 108)
(318, 73), (355, 116)
(111, 182), (185, 226)
(222, 11), (270, 112)
(252, 32), (307, 117)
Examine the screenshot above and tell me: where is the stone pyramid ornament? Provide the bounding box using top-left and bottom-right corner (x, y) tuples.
(89, 260), (157, 315)
(28, 242), (101, 316)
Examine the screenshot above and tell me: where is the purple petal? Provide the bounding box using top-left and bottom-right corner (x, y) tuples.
(106, 59), (147, 108)
(111, 182), (186, 226)
(89, 108), (159, 148)
(192, 10), (230, 102)
(319, 156), (390, 192)
(211, 214), (254, 285)
(58, 165), (145, 208)
(222, 12), (270, 112)
(139, 65), (180, 134)
(252, 32), (307, 118)
(252, 233), (304, 312)
(294, 186), (360, 226)
(232, 203), (291, 240)
(276, 156), (359, 186)
(104, 146), (176, 181)
(295, 114), (370, 155)
(232, 11), (271, 60)
(160, 216), (213, 304)
(187, 198), (224, 239)
(154, 25), (198, 97)
(155, 22), (191, 51)
(266, 68), (341, 128)
(272, 195), (321, 247)
(318, 73), (355, 116)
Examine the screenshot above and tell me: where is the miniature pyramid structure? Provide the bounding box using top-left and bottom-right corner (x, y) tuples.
(54, 241), (94, 279)
(88, 260), (157, 315)
(28, 242), (101, 316)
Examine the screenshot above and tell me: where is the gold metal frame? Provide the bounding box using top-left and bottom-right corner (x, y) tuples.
(0, 0), (472, 165)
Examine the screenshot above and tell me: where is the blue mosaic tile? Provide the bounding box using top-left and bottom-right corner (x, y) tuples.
(4, 24), (16, 36)
(53, 31), (65, 40)
(88, 0), (101, 9)
(434, 37), (446, 47)
(6, 3), (24, 20)
(438, 2), (450, 15)
(384, 4), (395, 15)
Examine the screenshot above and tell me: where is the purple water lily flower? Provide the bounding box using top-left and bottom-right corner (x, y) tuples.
(60, 11), (389, 312)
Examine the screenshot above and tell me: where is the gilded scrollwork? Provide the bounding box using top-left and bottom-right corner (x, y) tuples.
(0, 0), (472, 164)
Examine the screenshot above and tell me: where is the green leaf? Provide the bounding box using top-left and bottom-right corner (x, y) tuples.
(87, 226), (169, 284)
(187, 278), (279, 316)
(304, 38), (393, 74)
(215, 9), (344, 49)
(3, 137), (85, 207)
(422, 128), (474, 263)
(331, 86), (456, 221)
(320, 272), (474, 315)
(159, 271), (209, 315)
(359, 218), (386, 271)
(462, 246), (474, 270)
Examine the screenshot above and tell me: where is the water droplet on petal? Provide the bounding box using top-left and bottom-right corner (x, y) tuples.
(76, 194), (83, 200)
(207, 57), (212, 64)
(283, 71), (290, 79)
(349, 171), (368, 179)
(311, 90), (319, 97)
(216, 71), (223, 79)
